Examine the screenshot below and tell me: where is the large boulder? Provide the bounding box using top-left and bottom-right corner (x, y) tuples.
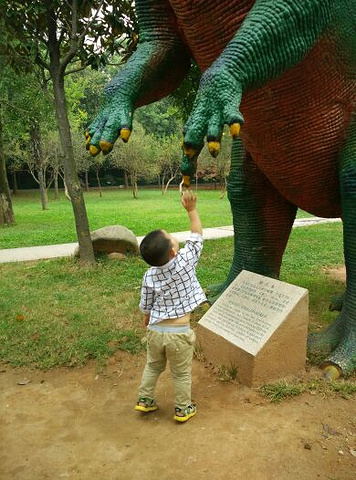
(75, 225), (139, 257)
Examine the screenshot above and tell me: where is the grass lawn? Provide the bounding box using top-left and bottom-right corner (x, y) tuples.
(0, 221), (347, 371)
(1, 188), (314, 249)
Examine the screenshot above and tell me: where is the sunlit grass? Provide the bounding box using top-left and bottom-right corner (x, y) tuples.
(0, 221), (346, 369)
(1, 188), (314, 248)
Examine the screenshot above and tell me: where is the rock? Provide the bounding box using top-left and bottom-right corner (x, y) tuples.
(74, 225), (139, 257)
(107, 252), (126, 260)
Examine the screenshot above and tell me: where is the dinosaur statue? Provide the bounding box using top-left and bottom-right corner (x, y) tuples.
(87, 0), (356, 378)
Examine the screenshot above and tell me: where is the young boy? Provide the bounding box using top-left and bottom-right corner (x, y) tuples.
(135, 190), (206, 422)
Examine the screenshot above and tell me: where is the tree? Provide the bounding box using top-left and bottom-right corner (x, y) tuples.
(2, 0), (136, 265)
(41, 130), (63, 200)
(110, 123), (158, 199)
(197, 130), (232, 196)
(155, 135), (181, 194)
(1, 62), (57, 209)
(0, 103), (14, 225)
(0, 64), (16, 225)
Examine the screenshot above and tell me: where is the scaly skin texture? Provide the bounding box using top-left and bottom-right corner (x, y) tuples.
(88, 0), (356, 376)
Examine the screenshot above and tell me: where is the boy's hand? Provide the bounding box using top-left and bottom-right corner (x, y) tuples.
(181, 190), (197, 212)
(143, 314), (150, 327)
(181, 190), (203, 235)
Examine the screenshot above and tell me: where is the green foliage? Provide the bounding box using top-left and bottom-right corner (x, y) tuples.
(1, 1), (137, 73)
(65, 68), (111, 129)
(171, 62), (201, 121)
(135, 97), (183, 137)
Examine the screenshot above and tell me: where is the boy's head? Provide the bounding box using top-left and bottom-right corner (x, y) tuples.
(140, 229), (179, 266)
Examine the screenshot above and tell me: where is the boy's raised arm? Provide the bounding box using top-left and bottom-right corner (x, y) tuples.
(181, 191), (203, 236)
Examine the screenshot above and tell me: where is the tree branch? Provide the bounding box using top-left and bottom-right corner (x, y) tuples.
(78, 0), (105, 44)
(35, 54), (51, 72)
(59, 0), (80, 76)
(64, 64), (87, 76)
(26, 164), (40, 185)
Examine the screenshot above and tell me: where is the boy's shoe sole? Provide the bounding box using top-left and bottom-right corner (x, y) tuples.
(134, 404), (158, 413)
(174, 409), (196, 423)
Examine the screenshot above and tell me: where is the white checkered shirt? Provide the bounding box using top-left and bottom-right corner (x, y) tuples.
(139, 232), (207, 324)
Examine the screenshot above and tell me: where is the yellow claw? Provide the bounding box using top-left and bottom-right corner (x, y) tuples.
(182, 175), (191, 187)
(323, 365), (341, 381)
(229, 123), (241, 138)
(183, 145), (197, 160)
(208, 141), (220, 157)
(99, 140), (113, 154)
(89, 145), (101, 157)
(85, 136), (91, 150)
(120, 128), (131, 143)
(84, 131), (90, 139)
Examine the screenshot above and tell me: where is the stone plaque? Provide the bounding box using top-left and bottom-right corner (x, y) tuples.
(197, 270), (309, 386)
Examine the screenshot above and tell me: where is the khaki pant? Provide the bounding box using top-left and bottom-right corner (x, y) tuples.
(138, 329), (195, 409)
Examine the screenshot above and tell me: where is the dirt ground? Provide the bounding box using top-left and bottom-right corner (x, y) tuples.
(1, 267), (355, 480)
(0, 352), (355, 480)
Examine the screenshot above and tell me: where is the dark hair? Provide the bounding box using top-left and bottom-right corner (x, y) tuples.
(140, 230), (172, 266)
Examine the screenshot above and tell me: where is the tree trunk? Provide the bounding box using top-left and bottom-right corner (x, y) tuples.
(0, 111), (15, 225)
(219, 176), (227, 199)
(130, 175), (138, 199)
(29, 119), (47, 210)
(85, 171), (89, 192)
(52, 74), (95, 266)
(12, 171), (18, 195)
(54, 170), (59, 199)
(38, 168), (47, 210)
(163, 173), (178, 195)
(123, 170), (129, 190)
(63, 177), (71, 201)
(95, 167), (102, 197)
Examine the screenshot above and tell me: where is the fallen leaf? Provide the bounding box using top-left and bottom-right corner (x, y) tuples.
(17, 380), (31, 385)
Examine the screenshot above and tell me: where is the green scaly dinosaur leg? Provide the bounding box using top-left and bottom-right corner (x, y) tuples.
(322, 112), (356, 377)
(207, 138), (297, 301)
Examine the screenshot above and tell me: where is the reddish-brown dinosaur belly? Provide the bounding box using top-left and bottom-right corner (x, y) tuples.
(170, 0), (255, 67)
(240, 35), (355, 217)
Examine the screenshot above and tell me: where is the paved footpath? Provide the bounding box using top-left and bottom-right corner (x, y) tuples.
(0, 217), (341, 264)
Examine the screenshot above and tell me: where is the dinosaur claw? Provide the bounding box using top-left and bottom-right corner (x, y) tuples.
(120, 128), (131, 143)
(183, 144), (197, 160)
(85, 136), (91, 150)
(99, 140), (113, 154)
(323, 364), (341, 381)
(89, 145), (101, 157)
(182, 175), (191, 188)
(229, 122), (241, 139)
(208, 141), (220, 157)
